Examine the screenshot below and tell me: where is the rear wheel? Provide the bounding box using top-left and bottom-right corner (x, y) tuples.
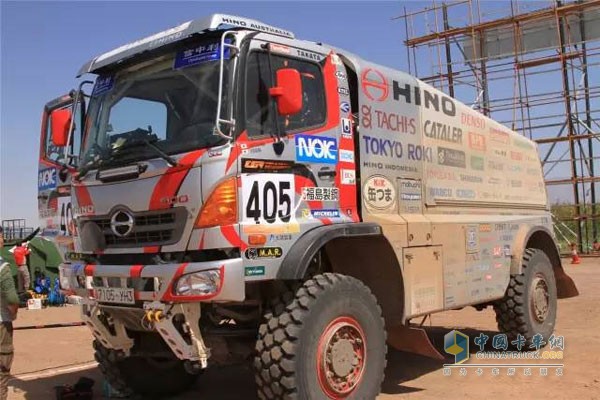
(254, 273), (387, 399)
(494, 248), (557, 344)
(94, 333), (198, 398)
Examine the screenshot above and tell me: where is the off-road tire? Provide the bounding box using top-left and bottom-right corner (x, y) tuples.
(254, 273), (387, 399)
(494, 248), (557, 344)
(93, 337), (197, 398)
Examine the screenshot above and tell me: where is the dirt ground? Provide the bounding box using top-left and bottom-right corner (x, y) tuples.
(5, 257), (600, 399)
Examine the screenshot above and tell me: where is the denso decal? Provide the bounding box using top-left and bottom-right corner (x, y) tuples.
(362, 136), (403, 158)
(295, 135), (337, 164)
(393, 82), (456, 116)
(423, 120), (462, 144)
(361, 68), (389, 102)
(364, 175), (396, 210)
(461, 113), (486, 129)
(437, 147), (466, 168)
(38, 168), (57, 191)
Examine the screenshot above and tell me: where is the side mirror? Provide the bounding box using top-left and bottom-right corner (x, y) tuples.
(269, 68), (303, 116)
(51, 108), (72, 147)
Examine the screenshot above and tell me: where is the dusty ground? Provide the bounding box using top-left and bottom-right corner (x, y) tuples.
(5, 257), (600, 399)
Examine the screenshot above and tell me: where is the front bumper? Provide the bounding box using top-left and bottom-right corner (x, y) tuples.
(60, 258), (246, 303)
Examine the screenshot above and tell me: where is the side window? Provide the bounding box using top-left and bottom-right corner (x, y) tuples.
(245, 51), (326, 138)
(107, 97), (167, 143)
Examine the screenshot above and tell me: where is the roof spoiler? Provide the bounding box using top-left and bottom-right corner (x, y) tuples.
(77, 14), (295, 77)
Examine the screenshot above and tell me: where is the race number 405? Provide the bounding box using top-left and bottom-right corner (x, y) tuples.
(242, 174), (295, 224)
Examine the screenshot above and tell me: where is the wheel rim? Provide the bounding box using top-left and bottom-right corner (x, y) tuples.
(530, 274), (550, 322)
(316, 316), (367, 399)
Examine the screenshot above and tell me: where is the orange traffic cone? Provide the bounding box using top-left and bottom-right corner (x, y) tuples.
(570, 243), (581, 264)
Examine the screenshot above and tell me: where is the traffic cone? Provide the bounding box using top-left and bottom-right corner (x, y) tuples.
(570, 243), (581, 264)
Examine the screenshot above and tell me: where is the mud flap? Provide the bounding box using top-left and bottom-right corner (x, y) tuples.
(555, 270), (579, 299)
(387, 325), (445, 360)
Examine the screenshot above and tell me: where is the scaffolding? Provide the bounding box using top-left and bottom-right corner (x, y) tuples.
(396, 0), (600, 253)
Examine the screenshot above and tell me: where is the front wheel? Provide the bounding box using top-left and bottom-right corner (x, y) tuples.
(254, 273), (387, 399)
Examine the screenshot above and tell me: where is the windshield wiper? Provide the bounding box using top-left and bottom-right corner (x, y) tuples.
(136, 139), (180, 167)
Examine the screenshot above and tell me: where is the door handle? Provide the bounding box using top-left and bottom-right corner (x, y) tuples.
(318, 168), (337, 179)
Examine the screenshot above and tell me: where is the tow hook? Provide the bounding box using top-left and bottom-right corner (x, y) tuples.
(184, 360), (204, 375)
(144, 309), (166, 323)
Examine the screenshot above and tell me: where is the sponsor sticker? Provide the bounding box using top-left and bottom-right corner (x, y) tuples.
(92, 75), (114, 96)
(245, 266), (266, 277)
(364, 175), (396, 210)
(174, 40), (229, 69)
(361, 68), (389, 102)
(38, 168), (57, 191)
(245, 247), (283, 259)
(295, 134), (337, 164)
(437, 147), (466, 168)
(470, 155), (484, 171)
(311, 209), (341, 218)
(341, 118), (352, 137)
(335, 70), (347, 80)
(340, 101), (351, 113)
(341, 169), (356, 185)
(339, 149), (354, 163)
(302, 187), (339, 202)
(338, 87), (349, 96)
(241, 158), (294, 173)
(468, 132), (486, 151)
(466, 225), (479, 253)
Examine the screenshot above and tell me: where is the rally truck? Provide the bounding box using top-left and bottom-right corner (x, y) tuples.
(43, 14), (579, 399)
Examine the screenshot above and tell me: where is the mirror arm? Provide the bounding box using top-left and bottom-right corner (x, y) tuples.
(213, 31), (238, 141)
(263, 43), (283, 142)
(65, 80), (93, 165)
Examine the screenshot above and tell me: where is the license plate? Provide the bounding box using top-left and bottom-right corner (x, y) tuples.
(93, 287), (135, 305)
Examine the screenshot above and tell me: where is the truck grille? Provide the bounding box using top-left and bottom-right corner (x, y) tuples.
(82, 207), (187, 249)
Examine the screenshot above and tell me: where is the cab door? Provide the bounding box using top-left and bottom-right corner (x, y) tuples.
(38, 92), (85, 243)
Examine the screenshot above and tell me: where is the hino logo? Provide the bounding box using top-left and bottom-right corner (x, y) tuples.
(110, 210), (134, 237)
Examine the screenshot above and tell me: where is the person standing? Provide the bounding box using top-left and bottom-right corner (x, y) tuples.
(12, 242), (30, 293)
(0, 227), (20, 400)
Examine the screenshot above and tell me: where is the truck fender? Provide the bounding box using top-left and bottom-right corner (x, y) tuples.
(277, 223), (382, 280)
(511, 225), (578, 299)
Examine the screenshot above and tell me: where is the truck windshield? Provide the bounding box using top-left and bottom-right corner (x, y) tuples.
(80, 46), (231, 172)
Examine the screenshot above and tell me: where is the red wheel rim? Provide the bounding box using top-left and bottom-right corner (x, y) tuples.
(316, 316), (367, 399)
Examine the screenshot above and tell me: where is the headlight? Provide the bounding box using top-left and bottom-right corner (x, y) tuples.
(174, 269), (222, 297)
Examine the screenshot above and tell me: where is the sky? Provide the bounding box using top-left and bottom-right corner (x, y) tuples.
(0, 1), (587, 226)
(1, 0), (415, 225)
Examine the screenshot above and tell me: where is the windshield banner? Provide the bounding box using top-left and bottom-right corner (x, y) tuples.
(174, 39), (231, 69)
(92, 75), (115, 96)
